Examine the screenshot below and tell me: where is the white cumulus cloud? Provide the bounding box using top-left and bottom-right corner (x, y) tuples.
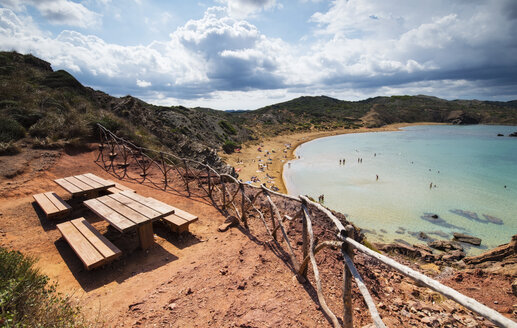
(136, 79), (152, 87)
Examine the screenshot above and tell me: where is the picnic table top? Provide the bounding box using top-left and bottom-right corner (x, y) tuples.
(55, 173), (115, 195)
(83, 190), (175, 233)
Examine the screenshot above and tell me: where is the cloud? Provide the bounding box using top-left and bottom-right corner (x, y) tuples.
(136, 79), (151, 87)
(217, 0), (279, 18)
(0, 0), (101, 28)
(1, 1), (516, 110)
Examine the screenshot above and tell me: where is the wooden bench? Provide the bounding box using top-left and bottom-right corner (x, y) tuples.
(33, 192), (71, 219)
(105, 180), (136, 194)
(57, 218), (122, 270)
(161, 206), (198, 233)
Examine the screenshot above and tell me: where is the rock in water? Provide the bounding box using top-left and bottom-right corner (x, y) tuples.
(453, 232), (482, 246)
(509, 131), (517, 137)
(429, 240), (463, 252)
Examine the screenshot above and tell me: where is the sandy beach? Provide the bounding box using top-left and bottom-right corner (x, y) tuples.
(219, 123), (444, 194)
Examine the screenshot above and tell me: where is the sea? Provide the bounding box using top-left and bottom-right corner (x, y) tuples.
(284, 125), (517, 255)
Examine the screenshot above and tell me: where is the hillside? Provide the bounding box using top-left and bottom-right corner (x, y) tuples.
(1, 51), (517, 165)
(242, 95), (517, 136)
(0, 52), (249, 172)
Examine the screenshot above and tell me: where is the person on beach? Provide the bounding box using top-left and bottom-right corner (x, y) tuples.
(339, 159), (342, 165)
(376, 174), (379, 181)
(430, 182), (433, 189)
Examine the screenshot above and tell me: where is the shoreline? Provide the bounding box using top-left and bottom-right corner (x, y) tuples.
(220, 122), (445, 194)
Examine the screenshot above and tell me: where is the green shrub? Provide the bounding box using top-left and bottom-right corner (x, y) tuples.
(222, 140), (239, 154)
(28, 113), (65, 139)
(0, 247), (88, 327)
(0, 117), (26, 142)
(218, 120), (237, 135)
(0, 142), (20, 156)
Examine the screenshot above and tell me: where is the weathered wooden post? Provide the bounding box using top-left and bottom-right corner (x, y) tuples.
(343, 224), (355, 328)
(239, 182), (248, 229)
(268, 191), (278, 241)
(301, 199), (309, 278)
(206, 166), (212, 198)
(182, 159), (190, 196)
(161, 152), (168, 191)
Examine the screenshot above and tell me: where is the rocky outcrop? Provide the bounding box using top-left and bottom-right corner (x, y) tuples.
(453, 233), (481, 246)
(445, 110), (480, 125)
(509, 131), (517, 137)
(429, 240), (463, 252)
(464, 234), (517, 265)
(378, 243), (438, 262)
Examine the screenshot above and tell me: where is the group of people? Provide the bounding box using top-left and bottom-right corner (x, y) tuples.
(318, 194), (325, 203)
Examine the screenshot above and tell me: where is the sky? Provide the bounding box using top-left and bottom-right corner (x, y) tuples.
(1, 0), (516, 110)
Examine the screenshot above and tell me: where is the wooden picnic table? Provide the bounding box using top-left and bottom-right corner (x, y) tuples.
(83, 190), (174, 249)
(55, 173), (115, 197)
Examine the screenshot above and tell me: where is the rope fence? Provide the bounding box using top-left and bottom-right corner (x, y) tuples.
(94, 123), (516, 328)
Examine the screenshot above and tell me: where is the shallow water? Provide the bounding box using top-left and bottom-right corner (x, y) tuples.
(284, 125), (517, 255)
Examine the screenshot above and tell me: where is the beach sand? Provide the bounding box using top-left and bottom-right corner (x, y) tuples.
(219, 123), (443, 194)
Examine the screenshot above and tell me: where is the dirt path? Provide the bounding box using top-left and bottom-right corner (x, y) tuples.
(0, 148), (332, 327)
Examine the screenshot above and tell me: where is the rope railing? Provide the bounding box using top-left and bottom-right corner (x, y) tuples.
(94, 123), (516, 328)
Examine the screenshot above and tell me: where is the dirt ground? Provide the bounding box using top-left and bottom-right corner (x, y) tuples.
(0, 146), (515, 327)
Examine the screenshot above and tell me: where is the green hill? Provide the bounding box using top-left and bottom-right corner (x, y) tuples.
(1, 51), (516, 165)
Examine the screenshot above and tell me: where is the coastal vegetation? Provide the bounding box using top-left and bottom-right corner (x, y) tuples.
(1, 51), (517, 165)
(0, 247), (88, 327)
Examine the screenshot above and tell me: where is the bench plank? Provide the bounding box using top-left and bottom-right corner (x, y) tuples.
(108, 193), (161, 219)
(43, 192), (71, 212)
(55, 178), (82, 194)
(63, 176), (91, 191)
(120, 190), (175, 215)
(84, 199), (134, 232)
(74, 175), (104, 189)
(57, 221), (105, 270)
(96, 196), (149, 225)
(106, 180), (135, 194)
(162, 207), (198, 233)
(33, 193), (59, 215)
(70, 218), (121, 261)
(83, 173), (116, 187)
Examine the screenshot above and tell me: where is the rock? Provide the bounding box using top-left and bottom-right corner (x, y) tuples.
(429, 240), (463, 252)
(509, 131), (517, 137)
(512, 279), (517, 297)
(167, 302), (177, 310)
(453, 233), (482, 246)
(482, 214), (503, 225)
(497, 133), (504, 136)
(442, 250), (466, 262)
(431, 214), (439, 219)
(419, 232), (429, 240)
(414, 243), (433, 253)
(464, 234), (517, 265)
(218, 215), (239, 232)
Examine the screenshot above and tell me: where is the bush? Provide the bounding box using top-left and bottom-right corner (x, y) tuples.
(0, 247), (88, 327)
(222, 140), (239, 154)
(0, 117), (26, 142)
(0, 142), (20, 156)
(218, 120), (237, 135)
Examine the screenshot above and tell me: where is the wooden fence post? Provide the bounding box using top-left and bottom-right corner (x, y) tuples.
(301, 200), (309, 278)
(268, 193), (278, 241)
(240, 183), (248, 229)
(343, 224), (355, 328)
(183, 160), (190, 196)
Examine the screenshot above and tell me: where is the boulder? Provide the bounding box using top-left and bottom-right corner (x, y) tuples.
(509, 131), (517, 137)
(429, 240), (463, 252)
(441, 250), (466, 262)
(465, 234), (517, 265)
(453, 233), (481, 246)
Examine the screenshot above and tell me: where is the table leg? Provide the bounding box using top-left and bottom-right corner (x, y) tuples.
(138, 222), (154, 250)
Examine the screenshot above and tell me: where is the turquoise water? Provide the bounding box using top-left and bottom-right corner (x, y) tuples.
(284, 125), (517, 254)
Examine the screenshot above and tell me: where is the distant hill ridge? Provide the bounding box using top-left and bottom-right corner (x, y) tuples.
(1, 51), (516, 164)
